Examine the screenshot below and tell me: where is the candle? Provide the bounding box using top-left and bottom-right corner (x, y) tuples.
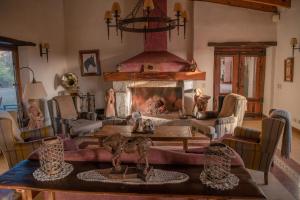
(104, 10), (112, 20)
(111, 2), (121, 13)
(144, 0), (154, 10)
(174, 2), (182, 12)
(290, 38), (298, 47)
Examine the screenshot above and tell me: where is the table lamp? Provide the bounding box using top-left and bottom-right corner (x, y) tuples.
(21, 67), (47, 129)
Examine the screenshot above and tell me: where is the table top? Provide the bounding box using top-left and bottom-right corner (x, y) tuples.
(94, 125), (194, 139)
(0, 160), (265, 199)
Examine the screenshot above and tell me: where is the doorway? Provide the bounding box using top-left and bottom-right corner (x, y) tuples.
(0, 46), (21, 111)
(213, 47), (266, 116)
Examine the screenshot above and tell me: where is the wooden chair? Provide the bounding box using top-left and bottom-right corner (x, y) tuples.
(0, 113), (43, 168)
(53, 95), (102, 137)
(194, 93), (247, 139)
(222, 117), (285, 184)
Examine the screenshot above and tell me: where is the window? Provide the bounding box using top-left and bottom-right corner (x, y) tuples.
(0, 47), (21, 111)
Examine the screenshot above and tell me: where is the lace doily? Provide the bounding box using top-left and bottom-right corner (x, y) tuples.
(33, 162), (74, 181)
(77, 168), (189, 185)
(200, 170), (239, 190)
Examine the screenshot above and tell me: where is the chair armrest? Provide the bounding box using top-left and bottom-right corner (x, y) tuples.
(234, 126), (261, 143)
(195, 111), (218, 119)
(215, 116), (236, 125)
(79, 112), (97, 121)
(222, 137), (260, 151)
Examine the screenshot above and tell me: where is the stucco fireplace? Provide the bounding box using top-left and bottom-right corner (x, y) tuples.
(113, 80), (187, 117)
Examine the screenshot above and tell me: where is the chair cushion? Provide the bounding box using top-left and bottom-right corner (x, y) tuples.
(218, 93), (245, 118)
(54, 96), (78, 120)
(69, 119), (102, 136)
(0, 111), (23, 142)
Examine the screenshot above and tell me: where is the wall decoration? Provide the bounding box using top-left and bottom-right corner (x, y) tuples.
(79, 49), (101, 76)
(284, 57), (294, 82)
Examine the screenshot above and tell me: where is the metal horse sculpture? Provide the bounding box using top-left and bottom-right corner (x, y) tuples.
(84, 56), (96, 72)
(102, 134), (153, 174)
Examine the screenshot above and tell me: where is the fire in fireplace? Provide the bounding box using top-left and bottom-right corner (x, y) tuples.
(130, 87), (182, 115)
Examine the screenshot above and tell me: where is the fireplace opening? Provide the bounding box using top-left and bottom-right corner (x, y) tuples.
(130, 87), (182, 115)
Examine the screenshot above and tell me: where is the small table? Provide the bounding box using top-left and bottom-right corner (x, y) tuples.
(94, 125), (209, 151)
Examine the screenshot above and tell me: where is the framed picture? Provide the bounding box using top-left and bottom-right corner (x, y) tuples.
(79, 49), (101, 76)
(284, 57), (294, 82)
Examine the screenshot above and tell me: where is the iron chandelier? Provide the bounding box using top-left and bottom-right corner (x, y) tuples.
(104, 0), (188, 41)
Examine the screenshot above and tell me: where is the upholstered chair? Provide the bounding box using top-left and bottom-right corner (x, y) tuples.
(53, 95), (102, 137)
(222, 117), (285, 184)
(193, 93), (247, 139)
(0, 114), (42, 168)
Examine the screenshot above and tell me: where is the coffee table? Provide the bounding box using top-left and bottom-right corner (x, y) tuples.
(94, 125), (209, 151)
(0, 160), (266, 200)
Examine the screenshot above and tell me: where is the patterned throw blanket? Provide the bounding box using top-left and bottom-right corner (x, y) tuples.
(270, 109), (292, 159)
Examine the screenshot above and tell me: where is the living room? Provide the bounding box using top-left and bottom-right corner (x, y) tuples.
(0, 0), (299, 199)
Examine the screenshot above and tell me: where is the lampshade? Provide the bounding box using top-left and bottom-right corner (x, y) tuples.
(144, 0), (155, 10)
(104, 10), (113, 20)
(23, 81), (47, 100)
(111, 2), (121, 13)
(174, 2), (182, 12)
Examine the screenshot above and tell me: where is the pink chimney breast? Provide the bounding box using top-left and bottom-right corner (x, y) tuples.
(118, 51), (191, 72)
(144, 0), (167, 52)
(116, 0), (192, 73)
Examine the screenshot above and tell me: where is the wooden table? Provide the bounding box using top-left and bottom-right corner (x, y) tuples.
(0, 160), (266, 200)
(94, 125), (209, 151)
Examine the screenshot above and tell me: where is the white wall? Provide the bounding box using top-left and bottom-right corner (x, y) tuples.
(63, 0), (144, 108)
(0, 0), (67, 98)
(1, 0), (279, 114)
(167, 0), (194, 61)
(273, 0), (300, 129)
(264, 47), (276, 115)
(193, 2), (277, 109)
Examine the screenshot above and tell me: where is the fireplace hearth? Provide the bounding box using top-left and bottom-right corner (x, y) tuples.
(130, 87), (182, 115)
(113, 80), (193, 117)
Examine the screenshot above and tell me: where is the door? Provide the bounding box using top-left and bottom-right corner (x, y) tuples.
(238, 55), (265, 116)
(0, 46), (21, 111)
(213, 48), (266, 116)
(213, 54), (239, 110)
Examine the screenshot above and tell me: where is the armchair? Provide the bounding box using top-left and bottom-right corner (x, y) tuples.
(194, 93), (247, 139)
(0, 115), (42, 168)
(222, 117), (285, 184)
(53, 95), (102, 137)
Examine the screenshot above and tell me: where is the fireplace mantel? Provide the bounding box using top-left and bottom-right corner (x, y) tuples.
(103, 71), (206, 81)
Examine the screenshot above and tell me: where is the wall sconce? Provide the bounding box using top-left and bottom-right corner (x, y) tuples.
(39, 43), (49, 62)
(291, 38), (300, 57)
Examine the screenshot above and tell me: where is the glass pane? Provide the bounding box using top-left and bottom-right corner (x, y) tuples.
(0, 50), (18, 111)
(220, 56), (233, 94)
(243, 56), (257, 98)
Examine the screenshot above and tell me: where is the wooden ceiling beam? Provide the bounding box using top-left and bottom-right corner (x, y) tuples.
(242, 0), (291, 8)
(192, 0), (278, 12)
(0, 36), (36, 47)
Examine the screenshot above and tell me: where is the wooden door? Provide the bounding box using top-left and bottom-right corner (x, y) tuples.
(238, 54), (265, 116)
(213, 47), (266, 116)
(213, 54), (239, 110)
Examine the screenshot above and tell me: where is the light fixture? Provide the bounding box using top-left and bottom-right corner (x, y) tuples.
(39, 43), (49, 62)
(104, 0), (188, 41)
(20, 67), (47, 100)
(21, 66), (47, 129)
(290, 38), (300, 57)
